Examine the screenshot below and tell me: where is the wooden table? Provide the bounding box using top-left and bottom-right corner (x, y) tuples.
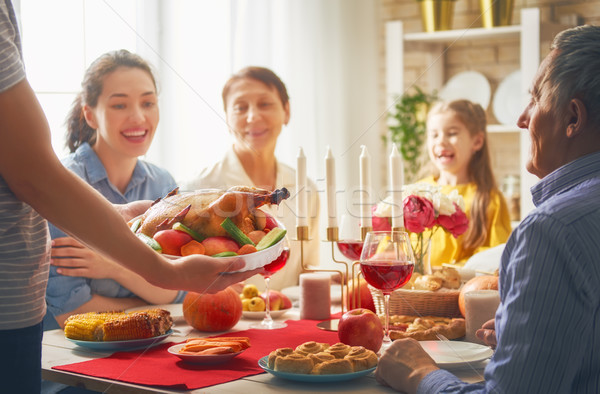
(42, 306), (487, 393)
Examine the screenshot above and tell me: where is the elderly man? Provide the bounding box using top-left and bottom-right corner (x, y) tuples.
(376, 24), (600, 394)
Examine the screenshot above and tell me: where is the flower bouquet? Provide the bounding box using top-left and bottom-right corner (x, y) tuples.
(372, 183), (469, 275)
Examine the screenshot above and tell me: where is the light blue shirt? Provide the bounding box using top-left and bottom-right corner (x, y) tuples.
(44, 143), (184, 330)
(419, 151), (600, 394)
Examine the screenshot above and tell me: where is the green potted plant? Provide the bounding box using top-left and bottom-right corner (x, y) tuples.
(384, 86), (437, 182)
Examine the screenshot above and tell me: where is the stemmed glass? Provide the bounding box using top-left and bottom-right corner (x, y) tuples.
(250, 237), (290, 330)
(336, 213), (364, 260)
(359, 231), (414, 347)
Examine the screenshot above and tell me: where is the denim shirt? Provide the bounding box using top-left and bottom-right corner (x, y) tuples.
(44, 143), (184, 330)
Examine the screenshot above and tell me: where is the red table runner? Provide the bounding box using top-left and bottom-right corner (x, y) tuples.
(53, 319), (340, 390)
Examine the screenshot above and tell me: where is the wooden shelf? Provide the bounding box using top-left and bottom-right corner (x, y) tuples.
(404, 25), (521, 43)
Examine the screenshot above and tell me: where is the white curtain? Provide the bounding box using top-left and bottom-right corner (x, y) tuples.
(142, 0), (383, 268)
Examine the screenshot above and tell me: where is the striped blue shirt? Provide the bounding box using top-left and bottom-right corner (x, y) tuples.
(0, 0), (50, 330)
(420, 151), (600, 394)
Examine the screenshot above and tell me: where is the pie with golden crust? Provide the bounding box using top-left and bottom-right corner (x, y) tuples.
(387, 315), (465, 341)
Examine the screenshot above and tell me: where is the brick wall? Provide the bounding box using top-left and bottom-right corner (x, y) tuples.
(378, 0), (600, 186)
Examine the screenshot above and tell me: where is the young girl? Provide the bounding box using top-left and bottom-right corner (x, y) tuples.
(422, 99), (512, 266)
(44, 50), (184, 330)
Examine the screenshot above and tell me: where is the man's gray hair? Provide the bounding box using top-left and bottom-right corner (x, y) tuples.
(547, 25), (600, 127)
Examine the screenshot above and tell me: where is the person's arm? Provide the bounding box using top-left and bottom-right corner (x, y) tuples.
(0, 79), (260, 292)
(51, 237), (179, 304)
(469, 190), (513, 257)
(54, 294), (148, 329)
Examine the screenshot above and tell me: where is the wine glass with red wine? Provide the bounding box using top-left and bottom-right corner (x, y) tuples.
(359, 231), (414, 347)
(336, 214), (363, 260)
(250, 237), (290, 330)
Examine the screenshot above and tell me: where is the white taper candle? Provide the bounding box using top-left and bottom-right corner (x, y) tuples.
(325, 146), (338, 228)
(390, 143), (404, 229)
(296, 147), (308, 227)
(359, 145), (372, 228)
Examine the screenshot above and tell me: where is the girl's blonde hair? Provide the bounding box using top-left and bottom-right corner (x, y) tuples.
(428, 99), (497, 256)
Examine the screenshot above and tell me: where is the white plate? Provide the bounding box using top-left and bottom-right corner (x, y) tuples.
(493, 70), (524, 126)
(439, 71), (491, 109)
(66, 330), (172, 351)
(242, 308), (290, 320)
(258, 356), (375, 382)
(163, 219), (286, 273)
(168, 343), (245, 364)
(420, 341), (494, 368)
(281, 284), (342, 303)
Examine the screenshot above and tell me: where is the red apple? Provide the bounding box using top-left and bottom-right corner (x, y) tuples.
(261, 289), (290, 311)
(347, 278), (376, 313)
(338, 308), (383, 352)
(280, 293), (292, 309)
(153, 229), (193, 256)
(201, 236), (240, 256)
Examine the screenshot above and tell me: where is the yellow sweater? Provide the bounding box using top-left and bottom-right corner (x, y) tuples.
(419, 176), (512, 266)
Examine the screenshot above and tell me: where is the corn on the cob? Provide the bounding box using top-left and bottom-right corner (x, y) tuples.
(63, 309), (172, 342)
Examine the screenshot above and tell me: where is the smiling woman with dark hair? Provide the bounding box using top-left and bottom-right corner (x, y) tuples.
(44, 50), (184, 332)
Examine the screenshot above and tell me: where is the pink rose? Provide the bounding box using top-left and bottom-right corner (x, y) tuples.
(371, 205), (392, 231)
(436, 203), (469, 238)
(403, 195), (435, 233)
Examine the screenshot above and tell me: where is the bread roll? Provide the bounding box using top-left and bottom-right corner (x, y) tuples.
(413, 275), (443, 291)
(324, 342), (351, 358)
(344, 346), (378, 371)
(274, 353), (314, 374)
(268, 347), (294, 369)
(295, 341), (329, 355)
(312, 358), (353, 375)
(433, 267), (461, 289)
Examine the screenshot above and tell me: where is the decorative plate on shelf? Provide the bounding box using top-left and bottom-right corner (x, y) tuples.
(439, 71), (491, 110)
(66, 330), (172, 351)
(167, 344), (245, 364)
(493, 70), (524, 126)
(258, 356), (376, 382)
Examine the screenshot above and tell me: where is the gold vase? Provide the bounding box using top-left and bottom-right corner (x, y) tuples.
(419, 0), (456, 33)
(480, 0), (514, 28)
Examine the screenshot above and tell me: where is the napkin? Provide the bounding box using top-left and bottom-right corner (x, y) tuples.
(53, 319), (340, 390)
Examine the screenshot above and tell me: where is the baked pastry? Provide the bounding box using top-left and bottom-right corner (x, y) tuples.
(312, 358), (353, 375)
(267, 342), (377, 375)
(324, 342), (351, 358)
(295, 341), (329, 355)
(433, 267), (461, 289)
(413, 275), (443, 291)
(273, 353), (314, 374)
(344, 346), (378, 371)
(308, 351), (336, 365)
(268, 347), (295, 369)
(389, 315), (465, 341)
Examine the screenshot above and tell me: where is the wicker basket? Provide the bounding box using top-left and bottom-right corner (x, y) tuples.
(369, 285), (461, 318)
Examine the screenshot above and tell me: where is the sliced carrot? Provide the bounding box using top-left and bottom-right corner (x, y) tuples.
(181, 240), (205, 256)
(197, 346), (236, 355)
(237, 244), (258, 255)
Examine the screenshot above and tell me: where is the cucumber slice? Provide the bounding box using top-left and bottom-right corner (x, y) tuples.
(172, 222), (205, 242)
(256, 227), (287, 251)
(220, 218), (255, 246)
(212, 251), (239, 257)
(130, 218), (142, 233)
(137, 233), (162, 253)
